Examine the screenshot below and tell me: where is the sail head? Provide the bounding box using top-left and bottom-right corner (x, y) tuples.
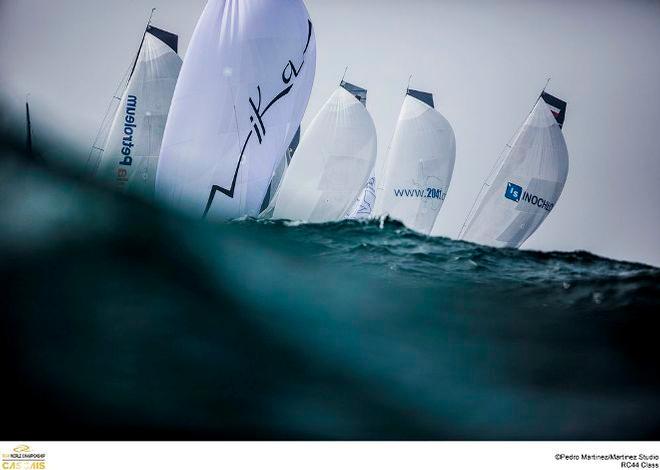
(340, 81), (367, 107)
(541, 91), (567, 128)
(407, 88), (435, 108)
(146, 25), (179, 53)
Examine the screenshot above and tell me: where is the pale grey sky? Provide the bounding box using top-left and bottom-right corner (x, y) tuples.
(1, 0), (659, 266)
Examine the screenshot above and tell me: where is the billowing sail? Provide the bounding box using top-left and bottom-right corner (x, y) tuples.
(271, 81), (377, 223)
(374, 89), (456, 235)
(96, 26), (182, 198)
(459, 92), (569, 248)
(156, 0), (316, 220)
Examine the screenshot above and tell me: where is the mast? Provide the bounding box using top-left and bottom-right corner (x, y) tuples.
(25, 97), (33, 159)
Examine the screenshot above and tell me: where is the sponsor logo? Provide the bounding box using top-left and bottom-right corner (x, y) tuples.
(505, 181), (555, 212)
(505, 182), (522, 202)
(119, 95), (138, 167)
(2, 445), (47, 469)
(393, 187), (446, 201)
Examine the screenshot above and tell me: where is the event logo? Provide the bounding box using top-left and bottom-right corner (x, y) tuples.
(1, 445), (47, 469)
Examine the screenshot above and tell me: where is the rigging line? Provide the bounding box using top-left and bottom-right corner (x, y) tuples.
(85, 63), (132, 174)
(406, 74), (413, 94)
(340, 66), (348, 85)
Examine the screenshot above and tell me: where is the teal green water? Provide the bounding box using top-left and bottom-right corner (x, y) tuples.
(1, 147), (659, 440)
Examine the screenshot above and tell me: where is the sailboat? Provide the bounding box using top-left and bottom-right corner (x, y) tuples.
(156, 0), (317, 220)
(459, 90), (569, 248)
(374, 88), (456, 235)
(90, 12), (182, 198)
(269, 80), (377, 223)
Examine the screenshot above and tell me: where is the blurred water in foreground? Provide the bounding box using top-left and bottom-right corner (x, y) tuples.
(1, 134), (659, 440)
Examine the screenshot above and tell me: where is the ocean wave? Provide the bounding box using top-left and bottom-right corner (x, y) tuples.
(1, 146), (659, 439)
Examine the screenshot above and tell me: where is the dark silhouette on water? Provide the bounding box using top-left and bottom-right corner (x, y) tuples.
(25, 99), (33, 157)
(0, 130), (658, 440)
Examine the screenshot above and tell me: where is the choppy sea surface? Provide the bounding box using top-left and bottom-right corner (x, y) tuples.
(1, 143), (659, 440)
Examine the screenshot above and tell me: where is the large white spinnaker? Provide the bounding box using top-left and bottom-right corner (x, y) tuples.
(271, 81), (377, 223)
(156, 0), (316, 220)
(459, 92), (569, 248)
(374, 89), (456, 235)
(96, 25), (182, 198)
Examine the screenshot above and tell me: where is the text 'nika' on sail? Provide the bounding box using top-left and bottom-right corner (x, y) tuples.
(373, 88), (456, 235)
(92, 21), (182, 199)
(459, 91), (569, 248)
(155, 0), (317, 221)
(268, 80), (377, 223)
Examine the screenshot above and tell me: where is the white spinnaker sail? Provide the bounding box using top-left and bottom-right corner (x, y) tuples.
(375, 90), (456, 235)
(96, 26), (181, 198)
(271, 84), (377, 223)
(459, 92), (569, 248)
(156, 0), (316, 220)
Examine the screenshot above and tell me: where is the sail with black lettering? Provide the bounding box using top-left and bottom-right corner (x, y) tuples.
(374, 88), (456, 235)
(156, 0), (316, 220)
(459, 91), (569, 248)
(94, 24), (182, 198)
(270, 80), (377, 223)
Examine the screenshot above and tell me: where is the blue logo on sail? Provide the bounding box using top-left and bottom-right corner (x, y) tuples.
(505, 182), (522, 202)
